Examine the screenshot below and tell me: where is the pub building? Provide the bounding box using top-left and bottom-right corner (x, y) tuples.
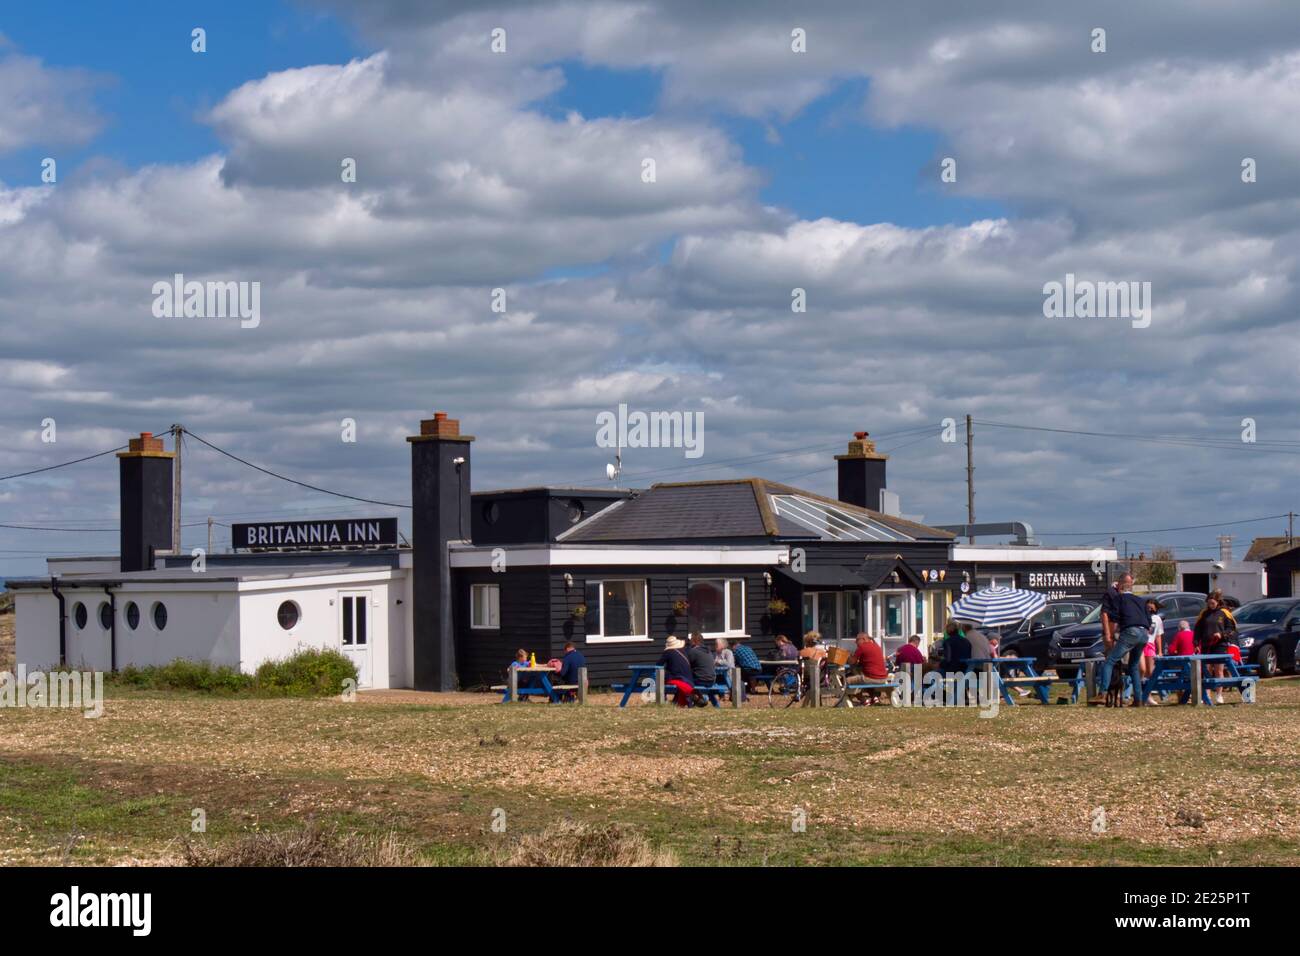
(5, 415), (1116, 691)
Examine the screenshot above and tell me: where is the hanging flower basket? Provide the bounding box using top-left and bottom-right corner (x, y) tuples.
(767, 597), (789, 615)
(572, 604), (588, 619)
(672, 599), (690, 616)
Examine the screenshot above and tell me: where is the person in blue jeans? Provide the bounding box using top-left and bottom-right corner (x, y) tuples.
(1090, 571), (1151, 706)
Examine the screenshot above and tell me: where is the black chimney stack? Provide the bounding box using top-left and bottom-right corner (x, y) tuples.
(407, 412), (473, 691)
(117, 432), (175, 572)
(836, 431), (888, 511)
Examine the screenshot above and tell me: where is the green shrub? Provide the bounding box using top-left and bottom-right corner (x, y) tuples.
(109, 648), (356, 697)
(113, 659), (253, 693)
(253, 647), (357, 697)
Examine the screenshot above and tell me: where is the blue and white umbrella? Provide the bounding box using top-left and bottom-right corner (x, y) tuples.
(950, 586), (1047, 628)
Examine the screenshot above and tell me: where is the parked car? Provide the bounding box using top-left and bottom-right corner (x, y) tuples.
(993, 600), (1097, 670)
(1232, 597), (1300, 677)
(1047, 591), (1209, 678)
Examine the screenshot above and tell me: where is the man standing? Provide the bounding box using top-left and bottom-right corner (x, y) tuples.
(1090, 571), (1151, 706)
(964, 622), (992, 661)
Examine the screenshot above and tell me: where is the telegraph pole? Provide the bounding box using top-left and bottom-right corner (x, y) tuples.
(1289, 512), (1295, 547)
(965, 415), (975, 544)
(171, 424), (183, 555)
(207, 516), (214, 554)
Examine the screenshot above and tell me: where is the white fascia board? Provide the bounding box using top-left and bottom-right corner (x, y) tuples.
(450, 547), (789, 568)
(236, 569), (404, 592)
(953, 547), (1119, 563)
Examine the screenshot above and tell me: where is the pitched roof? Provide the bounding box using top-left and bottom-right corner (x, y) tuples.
(558, 478), (953, 544)
(1245, 536), (1300, 562)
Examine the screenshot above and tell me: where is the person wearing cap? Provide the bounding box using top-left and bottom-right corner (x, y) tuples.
(658, 636), (695, 707)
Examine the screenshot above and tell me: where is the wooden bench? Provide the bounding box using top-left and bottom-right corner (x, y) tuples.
(836, 679), (898, 707)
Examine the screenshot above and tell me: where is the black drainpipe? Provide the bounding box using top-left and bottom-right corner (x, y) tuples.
(106, 584), (118, 673)
(51, 577), (66, 667)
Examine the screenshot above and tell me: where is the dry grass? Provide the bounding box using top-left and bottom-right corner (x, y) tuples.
(497, 819), (676, 867)
(181, 821), (427, 867)
(0, 611), (14, 673)
(2, 677), (1300, 865)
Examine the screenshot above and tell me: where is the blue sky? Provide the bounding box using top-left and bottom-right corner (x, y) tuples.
(2, 0), (1298, 575)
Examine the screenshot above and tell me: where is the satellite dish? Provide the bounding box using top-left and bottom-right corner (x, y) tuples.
(605, 463), (618, 481)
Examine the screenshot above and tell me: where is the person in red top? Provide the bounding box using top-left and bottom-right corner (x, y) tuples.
(1166, 621), (1196, 656)
(852, 633), (888, 680)
(895, 634), (926, 668)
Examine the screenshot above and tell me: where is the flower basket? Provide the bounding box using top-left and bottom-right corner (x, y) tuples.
(767, 598), (789, 616)
(572, 604), (588, 619)
(672, 599), (690, 616)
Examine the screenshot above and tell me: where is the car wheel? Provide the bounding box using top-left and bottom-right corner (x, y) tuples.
(1256, 644), (1278, 679)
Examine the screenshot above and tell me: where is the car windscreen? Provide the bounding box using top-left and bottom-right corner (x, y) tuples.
(1080, 604), (1103, 625)
(1233, 602), (1290, 625)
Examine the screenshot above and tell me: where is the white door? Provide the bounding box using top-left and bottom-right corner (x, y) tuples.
(340, 591), (372, 687)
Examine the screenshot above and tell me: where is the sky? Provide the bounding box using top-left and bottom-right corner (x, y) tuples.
(2, 0), (1300, 575)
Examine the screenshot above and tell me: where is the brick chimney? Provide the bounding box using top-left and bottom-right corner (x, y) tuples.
(407, 411), (474, 691)
(835, 431), (888, 511)
(116, 432), (175, 572)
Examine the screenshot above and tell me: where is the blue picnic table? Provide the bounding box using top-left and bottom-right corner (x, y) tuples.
(964, 657), (1055, 705)
(498, 666), (565, 703)
(1142, 654), (1258, 705)
(611, 664), (731, 707)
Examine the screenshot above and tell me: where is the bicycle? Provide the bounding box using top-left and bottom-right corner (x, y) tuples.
(766, 665), (804, 707)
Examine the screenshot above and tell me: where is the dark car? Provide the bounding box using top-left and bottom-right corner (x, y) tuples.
(1232, 598), (1300, 677)
(994, 600), (1097, 670)
(1047, 591), (1209, 678)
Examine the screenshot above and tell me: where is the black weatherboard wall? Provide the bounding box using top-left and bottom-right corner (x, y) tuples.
(408, 412), (473, 692)
(117, 432), (175, 572)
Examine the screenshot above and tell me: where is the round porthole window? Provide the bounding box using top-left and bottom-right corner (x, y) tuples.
(152, 601), (168, 631)
(72, 602), (87, 630)
(125, 601), (140, 630)
(483, 501), (500, 525)
(277, 600), (300, 631)
(567, 499), (585, 524)
(98, 601), (113, 631)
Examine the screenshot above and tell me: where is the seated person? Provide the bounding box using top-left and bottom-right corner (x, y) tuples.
(658, 636), (695, 707)
(1166, 621), (1196, 656)
(732, 640), (762, 692)
(775, 634), (800, 662)
(556, 641), (586, 695)
(799, 632), (827, 661)
(687, 633), (718, 701)
(508, 648), (536, 693)
(713, 638), (736, 695)
(895, 634), (926, 668)
(852, 633), (888, 681)
(939, 621), (972, 675)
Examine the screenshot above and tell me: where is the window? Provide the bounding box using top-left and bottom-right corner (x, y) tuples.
(687, 579), (745, 635)
(98, 602), (113, 631)
(151, 601), (168, 631)
(125, 601), (140, 630)
(277, 600), (300, 631)
(976, 574), (1015, 590)
(72, 602), (87, 630)
(583, 579), (648, 642)
(471, 583), (500, 629)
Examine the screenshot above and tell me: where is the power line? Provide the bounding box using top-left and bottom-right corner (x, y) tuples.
(0, 443), (126, 481)
(1038, 514), (1288, 536)
(974, 420), (1300, 455)
(181, 427), (411, 509)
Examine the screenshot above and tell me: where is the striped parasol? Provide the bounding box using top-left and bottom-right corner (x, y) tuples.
(950, 586), (1047, 627)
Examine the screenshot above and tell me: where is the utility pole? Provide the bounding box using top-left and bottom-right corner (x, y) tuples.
(171, 424), (183, 555)
(965, 414), (975, 544)
(1289, 512), (1295, 547)
(207, 516), (214, 554)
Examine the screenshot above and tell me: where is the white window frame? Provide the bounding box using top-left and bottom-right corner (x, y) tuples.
(585, 578), (650, 643)
(687, 578), (746, 637)
(470, 583), (500, 629)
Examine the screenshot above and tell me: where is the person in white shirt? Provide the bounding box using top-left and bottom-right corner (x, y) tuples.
(1143, 598), (1164, 704)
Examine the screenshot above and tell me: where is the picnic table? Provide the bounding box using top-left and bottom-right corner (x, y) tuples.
(964, 657), (1055, 705)
(494, 665), (578, 703)
(1142, 654), (1258, 706)
(611, 663), (733, 707)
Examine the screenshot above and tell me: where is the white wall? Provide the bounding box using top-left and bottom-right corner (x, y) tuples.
(14, 591), (61, 671)
(238, 571), (405, 688)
